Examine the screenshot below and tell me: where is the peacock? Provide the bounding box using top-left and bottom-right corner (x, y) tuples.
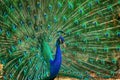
(0, 0), (120, 80)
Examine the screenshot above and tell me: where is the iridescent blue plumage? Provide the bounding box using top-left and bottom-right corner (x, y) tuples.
(49, 36), (64, 80)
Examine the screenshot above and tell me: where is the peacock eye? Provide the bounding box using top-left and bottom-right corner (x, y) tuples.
(58, 2), (62, 8)
(36, 2), (41, 8)
(18, 3), (22, 8)
(49, 4), (52, 11)
(0, 28), (2, 32)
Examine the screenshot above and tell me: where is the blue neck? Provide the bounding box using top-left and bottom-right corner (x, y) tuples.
(50, 42), (62, 79)
(54, 45), (61, 62)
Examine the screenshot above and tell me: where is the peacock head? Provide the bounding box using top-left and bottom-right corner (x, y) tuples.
(56, 36), (66, 47)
